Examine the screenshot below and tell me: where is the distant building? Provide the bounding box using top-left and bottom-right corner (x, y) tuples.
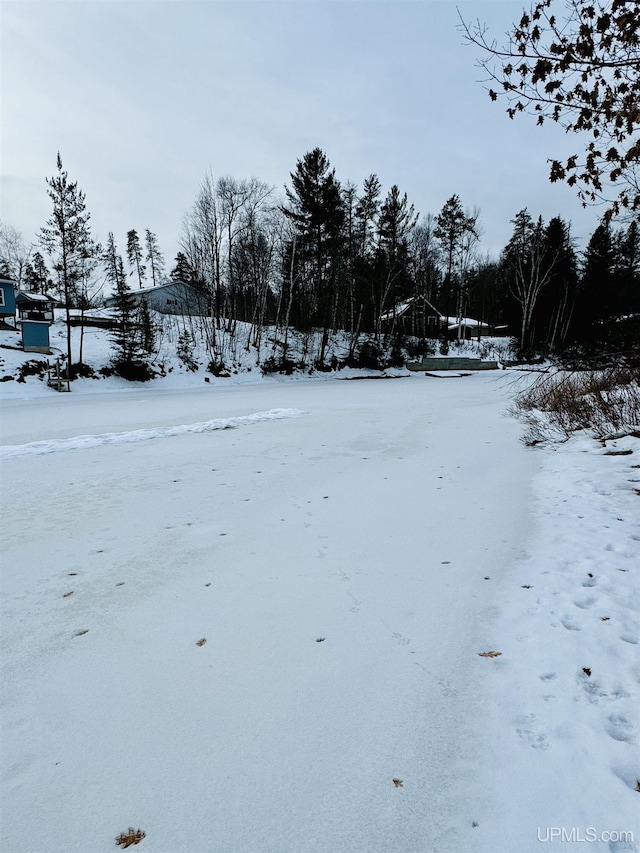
(379, 295), (444, 337)
(105, 280), (206, 316)
(444, 317), (493, 341)
(0, 278), (17, 327)
(380, 295), (504, 340)
(16, 292), (57, 353)
(16, 291), (56, 323)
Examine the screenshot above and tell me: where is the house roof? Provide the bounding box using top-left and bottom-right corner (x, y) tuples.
(16, 291), (57, 304)
(128, 279), (196, 297)
(380, 295), (442, 323)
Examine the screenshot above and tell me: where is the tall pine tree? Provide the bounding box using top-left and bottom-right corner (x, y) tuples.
(104, 232), (143, 368)
(145, 229), (165, 286)
(282, 148), (345, 362)
(374, 185), (418, 335)
(127, 229), (147, 288)
(40, 153), (94, 374)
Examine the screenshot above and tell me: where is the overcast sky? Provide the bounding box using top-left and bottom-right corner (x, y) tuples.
(2, 0), (606, 269)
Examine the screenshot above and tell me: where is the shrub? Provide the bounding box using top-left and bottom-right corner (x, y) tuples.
(177, 330), (198, 371)
(405, 338), (435, 359)
(207, 359), (231, 378)
(261, 355), (297, 375)
(356, 340), (384, 370)
(16, 359), (48, 382)
(112, 360), (155, 382)
(68, 362), (96, 380)
(512, 363), (640, 444)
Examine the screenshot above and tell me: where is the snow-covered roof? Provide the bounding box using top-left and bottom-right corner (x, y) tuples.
(445, 316), (488, 328)
(16, 291), (57, 303)
(380, 296), (442, 323)
(127, 279), (196, 297)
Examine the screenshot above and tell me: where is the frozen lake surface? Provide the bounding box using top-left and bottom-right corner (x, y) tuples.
(1, 373), (638, 852)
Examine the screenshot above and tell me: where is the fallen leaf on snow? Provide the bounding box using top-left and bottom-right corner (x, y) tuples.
(393, 778), (403, 787)
(478, 651), (502, 658)
(63, 591), (74, 598)
(316, 637), (326, 643)
(196, 638), (207, 647)
(582, 667), (592, 677)
(74, 630), (89, 637)
(115, 827), (145, 848)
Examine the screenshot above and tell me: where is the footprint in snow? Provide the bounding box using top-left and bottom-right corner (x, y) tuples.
(515, 715), (550, 750)
(605, 714), (635, 743)
(573, 595), (598, 610)
(581, 677), (617, 705)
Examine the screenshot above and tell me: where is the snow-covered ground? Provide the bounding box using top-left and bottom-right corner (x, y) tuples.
(0, 321), (638, 853)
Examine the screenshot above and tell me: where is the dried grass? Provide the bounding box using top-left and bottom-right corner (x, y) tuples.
(511, 362), (640, 444)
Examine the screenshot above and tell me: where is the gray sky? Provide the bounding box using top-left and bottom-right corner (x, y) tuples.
(1, 0), (604, 268)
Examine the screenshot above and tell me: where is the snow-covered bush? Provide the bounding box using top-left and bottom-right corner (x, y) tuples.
(513, 364), (640, 444)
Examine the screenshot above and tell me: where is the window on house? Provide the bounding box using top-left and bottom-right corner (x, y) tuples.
(0, 289), (5, 307)
(166, 299), (178, 306)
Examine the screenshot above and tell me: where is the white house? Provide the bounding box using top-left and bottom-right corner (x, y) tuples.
(105, 280), (206, 316)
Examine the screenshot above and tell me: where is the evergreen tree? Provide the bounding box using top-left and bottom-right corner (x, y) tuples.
(40, 153), (94, 373)
(373, 185), (418, 334)
(23, 251), (53, 293)
(575, 220), (618, 347)
(538, 217), (578, 349)
(282, 148), (346, 361)
(170, 251), (195, 283)
(434, 195), (478, 325)
(138, 298), (156, 355)
(346, 175), (382, 335)
(615, 221), (640, 317)
(127, 229), (147, 288)
(502, 209), (557, 356)
(145, 229), (165, 286)
(104, 232), (142, 366)
(355, 174), (382, 258)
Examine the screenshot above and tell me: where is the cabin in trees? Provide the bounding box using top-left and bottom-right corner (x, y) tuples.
(380, 295), (444, 337)
(105, 280), (205, 316)
(0, 278), (17, 327)
(380, 295), (501, 340)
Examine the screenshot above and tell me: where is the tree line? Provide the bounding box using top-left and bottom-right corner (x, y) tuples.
(0, 147), (638, 377)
